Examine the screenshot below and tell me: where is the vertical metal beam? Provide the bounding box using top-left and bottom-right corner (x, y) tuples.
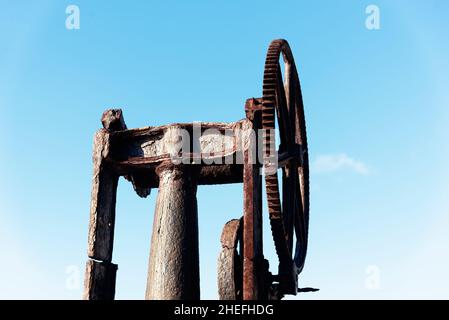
(243, 98), (263, 300)
(145, 162), (200, 300)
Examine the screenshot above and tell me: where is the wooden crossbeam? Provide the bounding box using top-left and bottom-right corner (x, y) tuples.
(102, 119), (255, 189)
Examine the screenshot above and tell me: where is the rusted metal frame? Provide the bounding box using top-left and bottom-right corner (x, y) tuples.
(243, 98), (263, 300)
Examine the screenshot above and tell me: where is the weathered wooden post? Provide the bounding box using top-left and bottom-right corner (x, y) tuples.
(83, 109), (126, 300)
(145, 162), (200, 300)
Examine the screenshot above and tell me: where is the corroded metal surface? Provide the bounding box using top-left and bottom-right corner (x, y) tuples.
(262, 39), (310, 294)
(242, 98), (263, 300)
(218, 219), (242, 300)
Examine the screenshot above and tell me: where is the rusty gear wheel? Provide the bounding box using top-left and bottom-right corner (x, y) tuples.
(262, 39), (309, 295)
(217, 218), (243, 300)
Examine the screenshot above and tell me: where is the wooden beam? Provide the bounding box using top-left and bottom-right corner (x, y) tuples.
(108, 120), (247, 165)
(87, 128), (118, 261)
(101, 109), (127, 132)
(85, 109), (126, 300)
(109, 162), (243, 186)
(102, 119), (252, 189)
(83, 260), (118, 300)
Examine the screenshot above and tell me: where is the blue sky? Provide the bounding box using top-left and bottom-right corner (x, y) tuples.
(1, 0), (448, 299)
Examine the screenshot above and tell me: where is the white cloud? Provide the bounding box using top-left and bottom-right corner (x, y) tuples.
(311, 153), (370, 175)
